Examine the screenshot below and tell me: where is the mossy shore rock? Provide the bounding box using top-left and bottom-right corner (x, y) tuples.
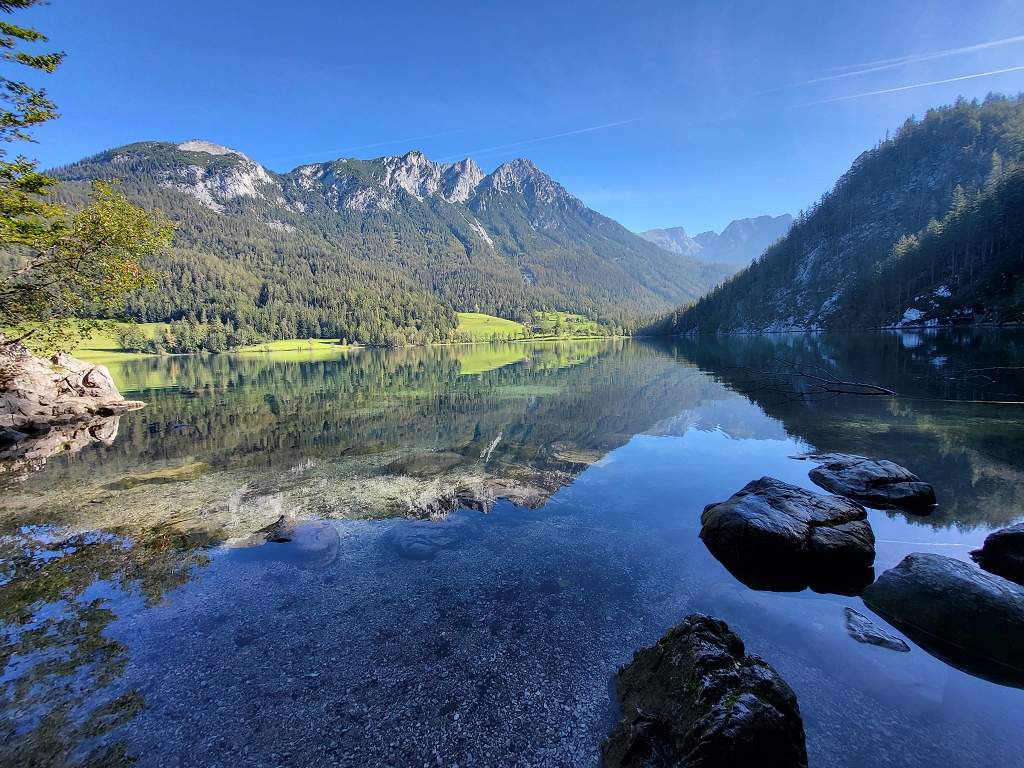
(602, 614), (807, 768)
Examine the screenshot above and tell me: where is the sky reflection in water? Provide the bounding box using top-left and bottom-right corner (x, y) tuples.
(2, 333), (1023, 767)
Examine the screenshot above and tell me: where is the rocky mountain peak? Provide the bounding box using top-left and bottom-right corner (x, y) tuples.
(165, 140), (273, 213)
(636, 227), (702, 257)
(378, 151), (445, 200)
(484, 158), (568, 204)
(177, 139), (246, 157)
(440, 158), (485, 203)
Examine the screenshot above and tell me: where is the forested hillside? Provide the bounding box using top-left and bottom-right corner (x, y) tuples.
(657, 95), (1024, 334)
(51, 143), (733, 345)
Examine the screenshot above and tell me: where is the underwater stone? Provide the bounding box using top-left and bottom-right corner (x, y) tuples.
(843, 607), (910, 652)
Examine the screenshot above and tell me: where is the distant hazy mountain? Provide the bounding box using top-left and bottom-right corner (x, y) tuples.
(51, 143), (736, 343)
(634, 226), (702, 257)
(637, 214), (792, 265)
(655, 95), (1024, 334)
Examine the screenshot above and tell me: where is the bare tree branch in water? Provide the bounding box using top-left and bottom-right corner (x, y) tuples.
(722, 358), (897, 402)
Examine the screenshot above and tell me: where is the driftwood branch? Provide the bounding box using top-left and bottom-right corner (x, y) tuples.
(722, 358), (897, 402)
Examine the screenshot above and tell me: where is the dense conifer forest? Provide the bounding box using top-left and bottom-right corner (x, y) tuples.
(49, 144), (733, 347)
(656, 95), (1024, 335)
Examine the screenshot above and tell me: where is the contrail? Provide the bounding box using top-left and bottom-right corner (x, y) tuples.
(266, 131), (460, 164)
(766, 35), (1024, 92)
(797, 64), (1024, 106)
(436, 119), (639, 163)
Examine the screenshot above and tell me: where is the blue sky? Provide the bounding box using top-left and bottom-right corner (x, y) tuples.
(16, 0), (1024, 234)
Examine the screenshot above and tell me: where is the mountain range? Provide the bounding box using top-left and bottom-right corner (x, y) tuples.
(50, 142), (734, 345)
(637, 214), (793, 265)
(657, 95), (1024, 334)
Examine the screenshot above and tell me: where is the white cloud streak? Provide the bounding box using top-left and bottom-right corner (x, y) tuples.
(436, 119), (639, 163)
(797, 65), (1024, 106)
(266, 132), (459, 164)
(766, 35), (1024, 93)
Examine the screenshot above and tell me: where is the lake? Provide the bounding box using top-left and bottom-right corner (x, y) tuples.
(2, 332), (1023, 767)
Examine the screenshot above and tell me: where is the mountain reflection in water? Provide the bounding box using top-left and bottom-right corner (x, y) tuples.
(1, 334), (1023, 767)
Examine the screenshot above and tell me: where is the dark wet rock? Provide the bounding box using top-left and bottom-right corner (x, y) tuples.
(263, 514), (298, 542)
(803, 453), (936, 512)
(602, 613), (807, 768)
(0, 425), (27, 450)
(700, 477), (875, 593)
(385, 515), (479, 560)
(862, 553), (1024, 687)
(843, 607), (910, 652)
(971, 522), (1024, 586)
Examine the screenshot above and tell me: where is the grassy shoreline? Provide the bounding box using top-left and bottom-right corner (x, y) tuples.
(69, 312), (617, 366)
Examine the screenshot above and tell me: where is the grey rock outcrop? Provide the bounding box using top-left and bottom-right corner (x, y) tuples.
(700, 477), (875, 593)
(971, 522), (1024, 586)
(0, 341), (144, 431)
(0, 340), (144, 483)
(803, 453), (936, 511)
(602, 613), (807, 768)
(862, 553), (1024, 686)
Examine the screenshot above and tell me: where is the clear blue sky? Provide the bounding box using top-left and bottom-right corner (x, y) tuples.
(16, 0), (1024, 234)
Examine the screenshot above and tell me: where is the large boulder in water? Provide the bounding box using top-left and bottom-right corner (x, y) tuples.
(602, 613), (807, 768)
(971, 522), (1024, 586)
(700, 477), (875, 593)
(803, 453), (935, 512)
(862, 553), (1024, 687)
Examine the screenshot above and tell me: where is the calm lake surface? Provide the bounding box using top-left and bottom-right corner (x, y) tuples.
(2, 332), (1023, 767)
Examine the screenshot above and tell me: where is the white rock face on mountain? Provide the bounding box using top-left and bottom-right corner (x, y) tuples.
(483, 159), (567, 204)
(637, 227), (703, 257)
(441, 159), (486, 203)
(177, 140), (244, 156)
(379, 151), (444, 199)
(377, 152), (486, 203)
(162, 140), (274, 212)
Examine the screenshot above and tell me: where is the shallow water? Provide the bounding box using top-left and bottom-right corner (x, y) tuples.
(2, 333), (1023, 767)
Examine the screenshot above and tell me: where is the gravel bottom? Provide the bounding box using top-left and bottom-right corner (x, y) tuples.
(106, 505), (689, 768)
(53, 432), (1024, 768)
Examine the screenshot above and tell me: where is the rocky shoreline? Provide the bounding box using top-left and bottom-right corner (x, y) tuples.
(0, 339), (145, 482)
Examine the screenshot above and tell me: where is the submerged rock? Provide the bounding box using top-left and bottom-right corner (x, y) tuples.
(385, 514), (479, 560)
(602, 613), (807, 768)
(228, 515), (340, 570)
(843, 607), (910, 652)
(700, 477), (875, 593)
(803, 453), (936, 512)
(971, 522), (1024, 586)
(862, 553), (1024, 687)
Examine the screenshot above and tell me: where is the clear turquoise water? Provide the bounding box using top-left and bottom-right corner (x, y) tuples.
(3, 332), (1023, 767)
